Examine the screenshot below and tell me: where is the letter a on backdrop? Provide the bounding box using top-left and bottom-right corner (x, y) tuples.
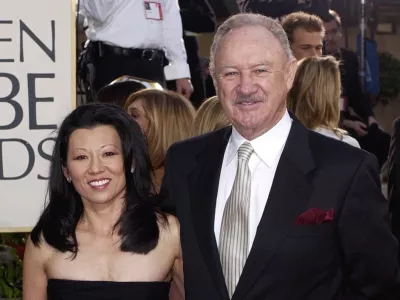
(0, 0), (76, 231)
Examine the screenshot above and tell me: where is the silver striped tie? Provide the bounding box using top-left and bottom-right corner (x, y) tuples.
(219, 141), (254, 298)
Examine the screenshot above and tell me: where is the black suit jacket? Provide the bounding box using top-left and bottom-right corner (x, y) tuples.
(161, 118), (400, 300)
(389, 117), (400, 250)
(338, 48), (374, 122)
(179, 0), (215, 34)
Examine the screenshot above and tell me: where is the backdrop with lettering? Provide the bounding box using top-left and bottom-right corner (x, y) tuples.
(0, 0), (76, 230)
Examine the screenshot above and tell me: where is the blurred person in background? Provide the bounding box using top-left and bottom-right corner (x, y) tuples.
(237, 0), (295, 18)
(201, 57), (216, 98)
(324, 9), (390, 169)
(168, 0), (216, 108)
(388, 117), (400, 261)
(238, 0), (331, 20)
(96, 82), (146, 108)
(77, 0), (193, 100)
(192, 96), (230, 136)
(281, 12), (324, 61)
(125, 89), (195, 192)
(288, 56), (360, 148)
(96, 76), (163, 108)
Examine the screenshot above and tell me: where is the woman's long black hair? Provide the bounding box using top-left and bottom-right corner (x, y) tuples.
(31, 103), (165, 256)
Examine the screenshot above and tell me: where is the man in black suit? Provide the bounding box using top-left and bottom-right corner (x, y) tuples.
(162, 13), (399, 300)
(324, 10), (391, 168)
(389, 117), (400, 260)
(168, 0), (216, 107)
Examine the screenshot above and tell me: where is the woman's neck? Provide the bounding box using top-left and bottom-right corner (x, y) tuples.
(153, 167), (165, 194)
(79, 197), (124, 236)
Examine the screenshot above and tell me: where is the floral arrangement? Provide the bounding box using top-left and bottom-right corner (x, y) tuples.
(0, 233), (26, 299)
(378, 52), (400, 103)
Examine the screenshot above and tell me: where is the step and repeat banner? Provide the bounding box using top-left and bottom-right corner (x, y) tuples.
(0, 0), (76, 231)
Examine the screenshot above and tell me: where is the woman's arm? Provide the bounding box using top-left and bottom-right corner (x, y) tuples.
(169, 216), (184, 300)
(23, 236), (48, 300)
(170, 256), (184, 299)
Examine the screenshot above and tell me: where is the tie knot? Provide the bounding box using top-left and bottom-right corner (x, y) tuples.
(238, 142), (254, 162)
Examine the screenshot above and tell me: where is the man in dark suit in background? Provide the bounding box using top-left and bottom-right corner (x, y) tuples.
(324, 10), (391, 169)
(162, 13), (399, 300)
(389, 117), (400, 261)
(168, 0), (216, 107)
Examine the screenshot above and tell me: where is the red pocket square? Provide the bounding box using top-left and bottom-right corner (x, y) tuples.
(295, 208), (335, 225)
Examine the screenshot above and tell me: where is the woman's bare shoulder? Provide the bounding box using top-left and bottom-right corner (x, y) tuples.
(158, 214), (180, 248)
(166, 214), (180, 234)
(25, 234), (55, 266)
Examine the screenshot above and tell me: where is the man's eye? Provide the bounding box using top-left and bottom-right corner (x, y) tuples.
(224, 72), (238, 77)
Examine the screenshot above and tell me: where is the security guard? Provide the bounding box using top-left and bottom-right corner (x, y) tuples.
(77, 0), (193, 100)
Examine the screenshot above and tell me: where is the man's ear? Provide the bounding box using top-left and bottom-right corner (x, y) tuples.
(285, 58), (298, 92)
(211, 74), (218, 95)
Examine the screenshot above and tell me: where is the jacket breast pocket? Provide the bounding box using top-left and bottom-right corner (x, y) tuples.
(286, 222), (336, 238)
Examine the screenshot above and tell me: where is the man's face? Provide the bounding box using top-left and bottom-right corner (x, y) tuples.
(212, 25), (297, 140)
(324, 19), (342, 54)
(291, 28), (323, 60)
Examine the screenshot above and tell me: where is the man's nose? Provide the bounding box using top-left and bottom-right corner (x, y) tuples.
(325, 34), (334, 42)
(238, 73), (257, 95)
(309, 48), (319, 57)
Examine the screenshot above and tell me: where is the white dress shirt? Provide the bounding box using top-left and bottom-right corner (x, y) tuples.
(214, 111), (292, 253)
(78, 0), (190, 80)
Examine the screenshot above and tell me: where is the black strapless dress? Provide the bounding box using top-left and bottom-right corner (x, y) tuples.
(47, 279), (170, 300)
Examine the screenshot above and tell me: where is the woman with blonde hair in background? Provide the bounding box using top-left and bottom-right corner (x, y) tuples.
(192, 96), (230, 136)
(125, 89), (195, 193)
(288, 56), (360, 148)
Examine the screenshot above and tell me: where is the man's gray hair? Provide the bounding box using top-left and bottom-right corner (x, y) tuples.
(209, 13), (294, 75)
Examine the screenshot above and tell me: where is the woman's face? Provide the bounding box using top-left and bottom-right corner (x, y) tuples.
(63, 125), (126, 207)
(127, 98), (149, 134)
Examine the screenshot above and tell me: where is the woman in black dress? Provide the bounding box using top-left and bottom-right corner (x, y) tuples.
(23, 103), (183, 300)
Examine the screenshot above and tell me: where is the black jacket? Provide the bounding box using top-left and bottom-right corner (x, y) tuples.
(389, 117), (400, 257)
(161, 118), (400, 300)
(337, 48), (375, 121)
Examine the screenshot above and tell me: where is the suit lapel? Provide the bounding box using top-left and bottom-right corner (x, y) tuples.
(188, 127), (232, 300)
(233, 119), (316, 300)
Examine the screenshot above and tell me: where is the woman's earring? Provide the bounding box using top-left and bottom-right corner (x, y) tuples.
(130, 165), (135, 173)
(67, 177), (71, 183)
